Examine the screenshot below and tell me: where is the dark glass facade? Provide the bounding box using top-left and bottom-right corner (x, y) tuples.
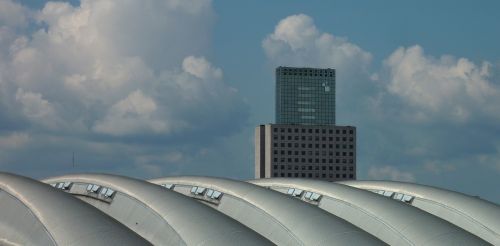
(275, 67), (335, 125)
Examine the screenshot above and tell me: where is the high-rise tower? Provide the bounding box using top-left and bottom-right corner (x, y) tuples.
(255, 66), (356, 181)
(275, 67), (335, 125)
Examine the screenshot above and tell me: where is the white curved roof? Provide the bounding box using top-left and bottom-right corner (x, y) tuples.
(0, 172), (150, 246)
(1, 172), (498, 245)
(339, 180), (500, 245)
(43, 174), (272, 246)
(149, 176), (385, 246)
(250, 178), (489, 245)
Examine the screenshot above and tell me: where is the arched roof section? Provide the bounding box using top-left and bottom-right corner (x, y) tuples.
(250, 178), (489, 245)
(43, 174), (272, 246)
(149, 176), (385, 246)
(339, 180), (500, 245)
(0, 172), (150, 246)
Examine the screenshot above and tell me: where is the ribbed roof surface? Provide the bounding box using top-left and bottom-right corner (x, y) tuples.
(0, 172), (498, 246)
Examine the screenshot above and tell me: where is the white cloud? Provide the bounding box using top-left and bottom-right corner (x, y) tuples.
(15, 88), (59, 128)
(368, 165), (416, 182)
(384, 45), (500, 122)
(423, 161), (456, 175)
(93, 90), (168, 136)
(0, 0), (246, 139)
(0, 132), (30, 149)
(262, 14), (372, 73)
(182, 56), (222, 80)
(0, 0), (30, 28)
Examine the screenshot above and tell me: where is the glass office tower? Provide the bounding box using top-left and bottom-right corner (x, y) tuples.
(275, 67), (335, 125)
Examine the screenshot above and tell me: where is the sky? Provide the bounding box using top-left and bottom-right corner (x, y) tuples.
(0, 0), (499, 203)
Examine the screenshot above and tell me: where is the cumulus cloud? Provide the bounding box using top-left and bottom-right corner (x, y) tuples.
(0, 0), (30, 28)
(93, 90), (168, 136)
(368, 165), (416, 182)
(384, 45), (500, 122)
(0, 132), (30, 149)
(15, 88), (59, 129)
(0, 0), (248, 177)
(0, 0), (247, 140)
(263, 14), (372, 73)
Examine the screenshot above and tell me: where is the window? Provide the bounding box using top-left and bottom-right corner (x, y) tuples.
(194, 187), (206, 195)
(211, 190), (223, 200)
(161, 183), (175, 190)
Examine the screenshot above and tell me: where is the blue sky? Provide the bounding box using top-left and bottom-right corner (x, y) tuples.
(1, 0), (499, 203)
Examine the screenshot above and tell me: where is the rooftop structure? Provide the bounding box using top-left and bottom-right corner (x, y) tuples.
(0, 172), (498, 245)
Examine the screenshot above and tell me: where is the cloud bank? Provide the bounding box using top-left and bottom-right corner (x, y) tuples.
(0, 0), (248, 177)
